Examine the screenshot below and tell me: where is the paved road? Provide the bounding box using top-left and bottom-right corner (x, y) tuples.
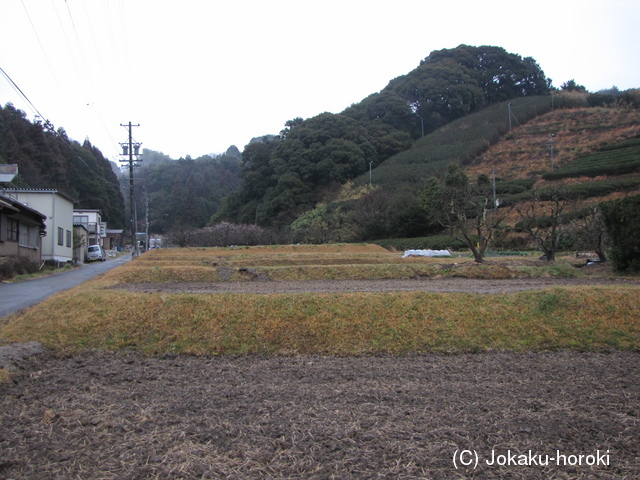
(0, 255), (132, 319)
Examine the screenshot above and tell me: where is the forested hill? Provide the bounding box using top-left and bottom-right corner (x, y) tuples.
(136, 148), (243, 234)
(215, 45), (551, 228)
(0, 103), (125, 228)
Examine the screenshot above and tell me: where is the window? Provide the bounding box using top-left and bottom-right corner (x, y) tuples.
(58, 227), (64, 246)
(19, 224), (38, 248)
(30, 226), (38, 248)
(66, 230), (72, 247)
(7, 218), (18, 242)
(19, 223), (28, 246)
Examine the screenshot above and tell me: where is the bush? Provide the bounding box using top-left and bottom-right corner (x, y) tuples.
(0, 256), (39, 281)
(495, 179), (535, 195)
(600, 195), (640, 272)
(166, 222), (282, 248)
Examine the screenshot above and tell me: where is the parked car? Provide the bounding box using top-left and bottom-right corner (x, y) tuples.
(86, 245), (106, 262)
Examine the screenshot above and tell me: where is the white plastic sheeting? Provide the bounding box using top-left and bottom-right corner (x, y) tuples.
(402, 249), (451, 258)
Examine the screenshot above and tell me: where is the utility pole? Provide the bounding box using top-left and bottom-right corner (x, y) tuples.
(144, 186), (149, 252)
(550, 133), (555, 172)
(120, 122), (141, 257)
(492, 168), (497, 208)
(508, 102), (512, 131)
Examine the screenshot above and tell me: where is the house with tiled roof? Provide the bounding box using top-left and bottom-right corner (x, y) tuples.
(0, 192), (47, 262)
(1, 188), (75, 264)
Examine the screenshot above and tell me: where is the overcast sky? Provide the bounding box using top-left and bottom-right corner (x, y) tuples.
(2, 0), (639, 162)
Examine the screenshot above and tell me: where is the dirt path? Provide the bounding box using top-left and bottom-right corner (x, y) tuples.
(1, 351), (638, 479)
(116, 276), (640, 294)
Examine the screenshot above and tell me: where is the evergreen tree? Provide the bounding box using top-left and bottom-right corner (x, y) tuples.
(601, 195), (640, 272)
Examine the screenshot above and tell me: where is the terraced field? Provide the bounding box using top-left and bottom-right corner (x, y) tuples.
(1, 244), (639, 479)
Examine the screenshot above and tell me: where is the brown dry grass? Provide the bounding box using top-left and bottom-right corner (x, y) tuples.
(102, 245), (458, 284)
(1, 246), (639, 357)
(466, 107), (640, 180)
(1, 284), (639, 356)
(100, 246), (599, 286)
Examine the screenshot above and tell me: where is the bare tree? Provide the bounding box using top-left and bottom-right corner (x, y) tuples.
(423, 166), (512, 263)
(569, 203), (608, 262)
(186, 223), (281, 247)
(165, 225), (195, 248)
(515, 183), (574, 261)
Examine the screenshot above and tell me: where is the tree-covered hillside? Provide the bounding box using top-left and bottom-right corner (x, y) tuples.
(127, 149), (243, 235)
(277, 92), (640, 248)
(0, 103), (125, 228)
(345, 44), (550, 139)
(215, 45), (551, 228)
(213, 114), (377, 227)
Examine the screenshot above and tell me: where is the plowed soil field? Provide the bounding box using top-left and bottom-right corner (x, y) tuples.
(1, 349), (638, 479)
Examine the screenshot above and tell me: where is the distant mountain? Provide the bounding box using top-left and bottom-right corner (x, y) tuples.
(126, 150), (243, 234)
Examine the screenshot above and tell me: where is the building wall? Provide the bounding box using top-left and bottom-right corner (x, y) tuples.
(0, 238), (40, 262)
(73, 210), (103, 247)
(0, 207), (44, 262)
(11, 191), (74, 263)
(73, 225), (89, 263)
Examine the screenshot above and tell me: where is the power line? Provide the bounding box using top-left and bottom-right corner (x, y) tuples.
(81, 0), (101, 66)
(0, 66), (45, 119)
(0, 66), (116, 186)
(21, 0), (66, 101)
(24, 1), (124, 160)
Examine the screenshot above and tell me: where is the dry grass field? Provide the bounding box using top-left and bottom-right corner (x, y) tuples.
(1, 244), (639, 357)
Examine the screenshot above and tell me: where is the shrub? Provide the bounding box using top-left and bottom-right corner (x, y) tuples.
(166, 222), (282, 248)
(600, 195), (640, 272)
(0, 256), (39, 281)
(495, 179), (535, 195)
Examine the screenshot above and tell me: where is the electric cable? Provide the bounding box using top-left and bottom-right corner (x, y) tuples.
(0, 67), (117, 186)
(0, 66), (45, 120)
(20, 0), (67, 106)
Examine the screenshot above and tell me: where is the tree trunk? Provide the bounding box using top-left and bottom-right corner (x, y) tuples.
(594, 232), (607, 262)
(541, 248), (555, 261)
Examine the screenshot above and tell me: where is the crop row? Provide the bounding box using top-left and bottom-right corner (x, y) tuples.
(543, 137), (640, 180)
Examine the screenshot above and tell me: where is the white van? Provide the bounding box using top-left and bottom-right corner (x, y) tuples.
(86, 245), (106, 262)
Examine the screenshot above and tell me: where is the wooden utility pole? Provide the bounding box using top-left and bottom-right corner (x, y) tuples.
(120, 122), (141, 257)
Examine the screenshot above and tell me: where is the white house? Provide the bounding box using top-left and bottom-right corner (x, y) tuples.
(73, 209), (105, 247)
(1, 188), (75, 263)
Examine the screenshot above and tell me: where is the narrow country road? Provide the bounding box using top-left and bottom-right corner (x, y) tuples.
(0, 254), (131, 320)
